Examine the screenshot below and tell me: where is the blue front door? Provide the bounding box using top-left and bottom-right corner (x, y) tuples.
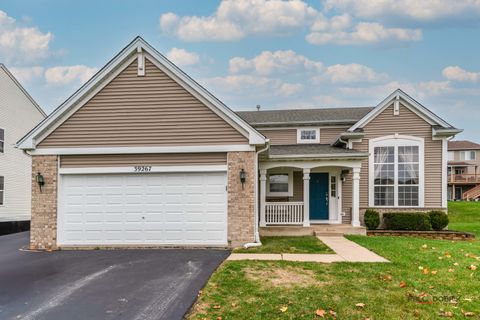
(309, 173), (329, 220)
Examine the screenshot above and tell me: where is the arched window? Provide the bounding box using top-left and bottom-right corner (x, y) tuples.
(368, 135), (424, 207)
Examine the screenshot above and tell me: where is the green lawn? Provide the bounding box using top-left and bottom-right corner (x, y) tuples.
(448, 201), (480, 237)
(233, 236), (333, 254)
(188, 203), (479, 319)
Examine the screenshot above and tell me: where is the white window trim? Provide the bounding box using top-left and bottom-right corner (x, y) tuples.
(297, 128), (320, 144)
(460, 150), (476, 161)
(368, 134), (425, 208)
(266, 168), (294, 197)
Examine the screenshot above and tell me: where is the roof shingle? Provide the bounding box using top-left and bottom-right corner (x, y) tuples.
(236, 107), (374, 127)
(448, 140), (480, 150)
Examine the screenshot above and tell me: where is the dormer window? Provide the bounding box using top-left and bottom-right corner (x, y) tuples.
(297, 128), (320, 144)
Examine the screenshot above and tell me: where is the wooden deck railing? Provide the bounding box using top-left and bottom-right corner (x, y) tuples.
(448, 174), (480, 184)
(264, 202), (304, 225)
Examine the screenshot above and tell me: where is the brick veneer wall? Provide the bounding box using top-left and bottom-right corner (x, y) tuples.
(30, 155), (58, 250)
(227, 151), (256, 247)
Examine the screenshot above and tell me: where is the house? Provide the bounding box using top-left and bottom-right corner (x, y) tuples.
(16, 37), (461, 250)
(448, 140), (480, 200)
(0, 64), (46, 229)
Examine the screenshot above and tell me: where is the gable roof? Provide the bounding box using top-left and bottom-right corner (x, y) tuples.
(237, 107), (374, 127)
(0, 64), (46, 117)
(448, 140), (480, 150)
(16, 37), (265, 150)
(348, 89), (459, 134)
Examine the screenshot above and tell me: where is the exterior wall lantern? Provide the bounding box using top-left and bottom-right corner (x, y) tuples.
(340, 169), (350, 182)
(36, 172), (45, 192)
(240, 169), (247, 189)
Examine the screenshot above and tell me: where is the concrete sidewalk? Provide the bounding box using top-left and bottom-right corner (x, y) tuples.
(227, 236), (389, 263)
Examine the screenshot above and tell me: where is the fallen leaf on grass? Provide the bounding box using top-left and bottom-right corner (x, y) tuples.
(355, 303), (366, 308)
(468, 265), (477, 270)
(423, 268), (430, 275)
(399, 281), (407, 288)
(231, 302), (237, 307)
(439, 310), (453, 317)
(315, 309), (326, 317)
(382, 275), (393, 281)
(212, 305), (221, 309)
(445, 252), (451, 258)
(329, 310), (337, 318)
(454, 262), (459, 266)
(431, 270), (438, 275)
(462, 310), (475, 317)
(448, 268), (454, 272)
(280, 306), (288, 313)
(464, 298), (473, 302)
(422, 244), (428, 249)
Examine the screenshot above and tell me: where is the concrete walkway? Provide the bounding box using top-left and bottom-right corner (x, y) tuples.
(317, 236), (389, 262)
(227, 236), (389, 263)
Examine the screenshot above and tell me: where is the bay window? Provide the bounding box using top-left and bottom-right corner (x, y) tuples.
(370, 136), (424, 207)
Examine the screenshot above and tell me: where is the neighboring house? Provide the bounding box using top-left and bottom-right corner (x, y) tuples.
(447, 140), (480, 200)
(0, 64), (46, 224)
(17, 37), (461, 250)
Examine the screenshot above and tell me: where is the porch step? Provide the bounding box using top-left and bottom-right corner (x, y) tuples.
(260, 224), (367, 237)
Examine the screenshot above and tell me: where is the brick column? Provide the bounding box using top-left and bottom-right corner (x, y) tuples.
(227, 151), (255, 247)
(30, 155), (58, 250)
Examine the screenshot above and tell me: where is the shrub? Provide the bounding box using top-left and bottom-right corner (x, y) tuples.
(364, 209), (380, 230)
(383, 212), (432, 231)
(428, 211), (449, 230)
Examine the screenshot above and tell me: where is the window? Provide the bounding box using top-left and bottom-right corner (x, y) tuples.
(448, 151), (454, 161)
(0, 176), (3, 205)
(460, 151), (476, 161)
(330, 176), (337, 197)
(267, 169), (293, 196)
(369, 136), (424, 207)
(0, 128), (4, 153)
(297, 128), (320, 143)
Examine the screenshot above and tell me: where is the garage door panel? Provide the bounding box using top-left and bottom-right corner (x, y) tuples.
(58, 172), (227, 246)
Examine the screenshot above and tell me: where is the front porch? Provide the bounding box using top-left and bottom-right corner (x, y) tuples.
(259, 150), (366, 229)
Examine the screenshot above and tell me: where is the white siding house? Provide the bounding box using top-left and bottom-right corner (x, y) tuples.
(0, 64), (46, 222)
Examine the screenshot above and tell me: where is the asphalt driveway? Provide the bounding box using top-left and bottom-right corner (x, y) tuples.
(0, 232), (230, 320)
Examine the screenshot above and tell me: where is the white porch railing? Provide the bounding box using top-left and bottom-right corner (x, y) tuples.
(264, 202), (304, 225)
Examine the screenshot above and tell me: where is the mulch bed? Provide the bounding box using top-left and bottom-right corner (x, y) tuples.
(367, 230), (475, 241)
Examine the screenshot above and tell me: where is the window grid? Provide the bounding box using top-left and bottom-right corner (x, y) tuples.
(300, 130), (317, 141)
(330, 176), (336, 197)
(373, 145), (420, 207)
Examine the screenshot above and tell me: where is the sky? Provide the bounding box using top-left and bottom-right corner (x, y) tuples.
(0, 0), (479, 140)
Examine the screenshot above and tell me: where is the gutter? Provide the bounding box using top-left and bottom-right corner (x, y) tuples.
(243, 140), (270, 249)
(268, 152), (369, 160)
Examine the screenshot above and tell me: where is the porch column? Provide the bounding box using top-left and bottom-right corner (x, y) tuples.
(303, 168), (310, 227)
(352, 167), (361, 227)
(259, 169), (267, 227)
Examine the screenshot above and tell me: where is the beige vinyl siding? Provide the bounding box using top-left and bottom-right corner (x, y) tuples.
(60, 153), (227, 168)
(260, 129), (296, 145)
(259, 127), (348, 145)
(320, 127), (348, 144)
(38, 59), (247, 148)
(342, 103), (442, 215)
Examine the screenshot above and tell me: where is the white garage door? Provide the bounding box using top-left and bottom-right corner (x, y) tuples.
(58, 172), (227, 246)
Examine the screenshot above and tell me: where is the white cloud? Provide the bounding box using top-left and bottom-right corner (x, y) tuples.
(318, 63), (388, 83)
(203, 74), (303, 97)
(323, 0), (480, 22)
(166, 48), (200, 66)
(442, 66), (480, 82)
(307, 22), (422, 45)
(0, 10), (53, 63)
(229, 50), (323, 75)
(44, 65), (98, 86)
(159, 0), (318, 41)
(9, 66), (44, 83)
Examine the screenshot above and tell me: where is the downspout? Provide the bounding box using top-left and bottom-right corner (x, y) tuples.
(243, 139), (270, 249)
